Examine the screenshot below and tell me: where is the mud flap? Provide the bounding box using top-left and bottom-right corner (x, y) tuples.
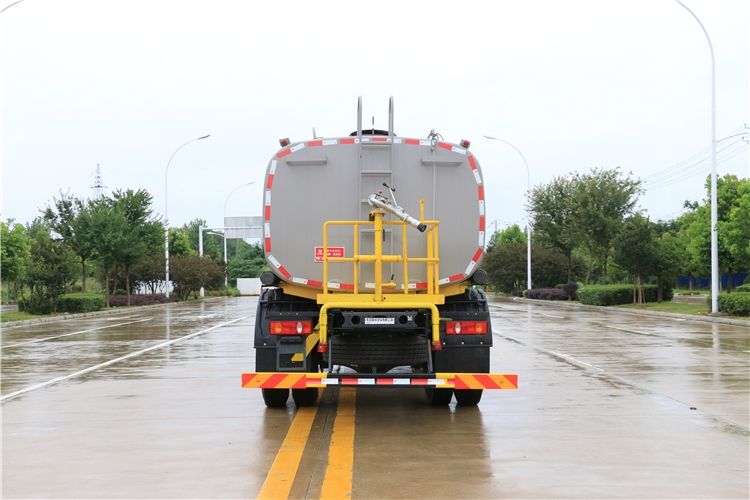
(433, 346), (490, 374)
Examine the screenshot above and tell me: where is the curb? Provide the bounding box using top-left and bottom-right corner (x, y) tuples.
(489, 296), (750, 328)
(1, 297), (231, 329)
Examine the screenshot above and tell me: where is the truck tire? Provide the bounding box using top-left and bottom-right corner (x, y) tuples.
(425, 387), (453, 406)
(454, 389), (483, 406)
(292, 388), (319, 407)
(262, 388), (289, 408)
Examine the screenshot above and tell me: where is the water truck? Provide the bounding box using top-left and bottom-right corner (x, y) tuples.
(242, 97), (518, 407)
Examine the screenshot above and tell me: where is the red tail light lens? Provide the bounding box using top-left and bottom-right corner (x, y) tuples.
(270, 320), (312, 335)
(445, 321), (487, 335)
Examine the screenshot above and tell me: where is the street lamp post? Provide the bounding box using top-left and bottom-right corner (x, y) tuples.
(223, 182), (255, 286)
(484, 136), (532, 291)
(164, 134), (210, 298)
(675, 0), (719, 314)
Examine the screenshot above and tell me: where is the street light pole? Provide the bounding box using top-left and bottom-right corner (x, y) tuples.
(164, 134), (210, 298)
(675, 0), (718, 313)
(484, 135), (532, 291)
(223, 181), (255, 287)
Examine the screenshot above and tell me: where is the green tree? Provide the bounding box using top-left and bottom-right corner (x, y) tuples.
(649, 231), (686, 302)
(24, 216), (51, 239)
(168, 227), (194, 257)
(226, 241), (267, 284)
(676, 208), (704, 290)
(526, 176), (580, 282)
(497, 224), (527, 246)
(89, 197), (128, 307)
(170, 254), (225, 300)
(43, 191), (97, 292)
(24, 230), (79, 313)
(236, 240), (265, 260)
(686, 175), (748, 292)
(484, 242), (527, 293)
(613, 214), (655, 303)
(573, 167), (643, 284)
(132, 254), (166, 295)
(484, 240), (583, 293)
(110, 189), (163, 306)
(531, 243), (584, 289)
(184, 219), (223, 263)
(723, 178), (750, 277)
(1, 220), (31, 300)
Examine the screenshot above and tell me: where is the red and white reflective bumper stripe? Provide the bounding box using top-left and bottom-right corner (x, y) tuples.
(241, 373), (519, 390)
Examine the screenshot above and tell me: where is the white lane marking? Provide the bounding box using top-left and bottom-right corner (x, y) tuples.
(105, 315), (141, 321)
(1, 319), (154, 349)
(548, 351), (604, 372)
(539, 313), (565, 319)
(0, 317), (247, 403)
(605, 325), (652, 336)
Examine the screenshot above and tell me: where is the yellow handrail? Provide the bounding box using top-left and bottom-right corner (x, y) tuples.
(322, 211), (440, 296)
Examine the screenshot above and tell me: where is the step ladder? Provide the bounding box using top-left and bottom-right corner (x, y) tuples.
(357, 96), (396, 287)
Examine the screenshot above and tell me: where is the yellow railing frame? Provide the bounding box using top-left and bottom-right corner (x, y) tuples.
(321, 210), (440, 299)
(317, 209), (444, 348)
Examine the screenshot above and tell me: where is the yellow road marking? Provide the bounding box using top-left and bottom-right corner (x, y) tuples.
(321, 388), (356, 499)
(257, 406), (317, 500)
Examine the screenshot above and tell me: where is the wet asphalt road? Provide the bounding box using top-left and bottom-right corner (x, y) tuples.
(1, 296), (748, 499)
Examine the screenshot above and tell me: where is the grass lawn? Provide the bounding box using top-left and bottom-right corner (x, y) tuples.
(1, 311), (57, 323)
(615, 301), (711, 316)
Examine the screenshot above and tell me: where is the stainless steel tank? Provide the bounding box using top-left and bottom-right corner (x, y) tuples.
(261, 98), (486, 293)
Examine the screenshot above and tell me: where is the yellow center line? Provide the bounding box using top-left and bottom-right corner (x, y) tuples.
(257, 406), (317, 500)
(321, 388), (356, 499)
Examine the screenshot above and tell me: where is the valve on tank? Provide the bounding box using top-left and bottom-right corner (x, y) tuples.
(367, 183), (426, 232)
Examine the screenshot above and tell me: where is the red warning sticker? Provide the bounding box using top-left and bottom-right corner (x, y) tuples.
(314, 247), (345, 262)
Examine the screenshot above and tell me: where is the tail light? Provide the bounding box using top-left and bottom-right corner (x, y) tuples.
(445, 321), (487, 335)
(317, 343), (329, 353)
(270, 320), (312, 335)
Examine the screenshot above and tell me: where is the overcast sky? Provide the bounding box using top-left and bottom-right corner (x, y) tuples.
(2, 0), (748, 239)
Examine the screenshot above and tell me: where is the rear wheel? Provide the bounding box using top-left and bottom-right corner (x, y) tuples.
(425, 387), (454, 406)
(262, 388), (289, 408)
(292, 387), (319, 407)
(455, 389), (483, 406)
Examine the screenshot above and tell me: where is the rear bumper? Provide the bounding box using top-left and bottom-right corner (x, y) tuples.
(241, 372), (518, 390)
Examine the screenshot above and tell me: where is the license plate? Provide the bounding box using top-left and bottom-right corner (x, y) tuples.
(365, 317), (395, 325)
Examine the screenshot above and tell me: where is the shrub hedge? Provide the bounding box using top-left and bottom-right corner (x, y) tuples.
(736, 284), (750, 293)
(19, 293), (106, 314)
(525, 288), (568, 301)
(578, 284), (673, 306)
(56, 293), (106, 313)
(563, 282), (579, 300)
(706, 293), (750, 316)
